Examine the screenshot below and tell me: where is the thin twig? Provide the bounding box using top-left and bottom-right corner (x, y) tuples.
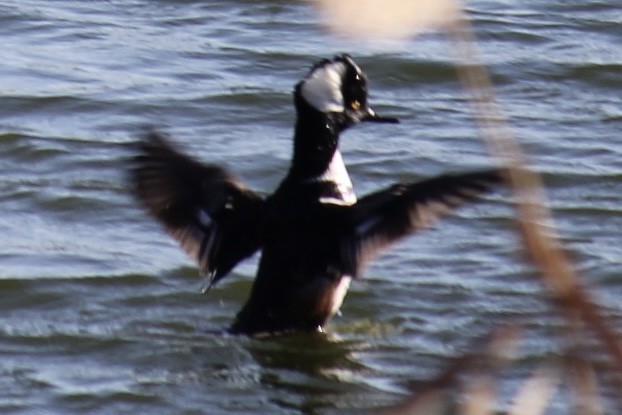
(446, 8), (622, 376)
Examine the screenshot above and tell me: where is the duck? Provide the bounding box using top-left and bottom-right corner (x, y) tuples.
(130, 54), (503, 335)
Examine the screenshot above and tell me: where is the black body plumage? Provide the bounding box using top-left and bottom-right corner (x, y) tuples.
(130, 54), (503, 335)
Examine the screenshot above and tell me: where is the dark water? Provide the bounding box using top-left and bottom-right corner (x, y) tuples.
(1, 1), (621, 414)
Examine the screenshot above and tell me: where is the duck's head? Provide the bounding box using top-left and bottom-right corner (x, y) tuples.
(295, 54), (398, 132)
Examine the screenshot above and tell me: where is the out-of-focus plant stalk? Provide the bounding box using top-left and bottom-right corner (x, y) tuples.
(448, 10), (622, 375)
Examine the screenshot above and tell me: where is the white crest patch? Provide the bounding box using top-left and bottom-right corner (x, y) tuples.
(300, 61), (346, 113)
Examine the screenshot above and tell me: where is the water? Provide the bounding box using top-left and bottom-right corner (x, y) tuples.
(1, 1), (621, 414)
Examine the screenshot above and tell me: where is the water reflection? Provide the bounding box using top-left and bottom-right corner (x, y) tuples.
(247, 331), (361, 373)
(244, 332), (377, 413)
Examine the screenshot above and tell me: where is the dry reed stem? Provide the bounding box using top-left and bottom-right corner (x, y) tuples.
(447, 10), (622, 376)
(460, 374), (495, 415)
(315, 0), (622, 410)
(383, 326), (520, 414)
(508, 365), (559, 415)
(567, 356), (605, 415)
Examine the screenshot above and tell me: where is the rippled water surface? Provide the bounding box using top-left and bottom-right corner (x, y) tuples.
(1, 1), (621, 414)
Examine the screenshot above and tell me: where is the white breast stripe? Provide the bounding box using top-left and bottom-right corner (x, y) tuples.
(318, 195), (356, 206)
(330, 276), (352, 316)
(313, 151), (357, 206)
(319, 151), (350, 184)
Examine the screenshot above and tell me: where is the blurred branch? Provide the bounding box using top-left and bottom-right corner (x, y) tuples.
(447, 9), (622, 376)
(383, 326), (520, 415)
(313, 0), (622, 412)
(567, 356), (605, 415)
(508, 365), (559, 415)
(383, 5), (622, 415)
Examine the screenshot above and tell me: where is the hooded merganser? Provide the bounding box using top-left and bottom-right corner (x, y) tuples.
(131, 54), (503, 335)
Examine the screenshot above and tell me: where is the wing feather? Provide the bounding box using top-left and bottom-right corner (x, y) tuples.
(341, 169), (504, 275)
(130, 131), (264, 288)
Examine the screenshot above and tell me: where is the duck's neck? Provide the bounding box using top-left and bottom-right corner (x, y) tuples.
(283, 111), (356, 205)
(288, 111), (340, 181)
(278, 88), (357, 204)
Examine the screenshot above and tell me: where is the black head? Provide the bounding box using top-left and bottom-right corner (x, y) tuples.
(295, 54), (398, 131)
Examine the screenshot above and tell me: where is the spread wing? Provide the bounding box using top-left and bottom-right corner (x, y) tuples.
(130, 131), (265, 289)
(341, 170), (504, 276)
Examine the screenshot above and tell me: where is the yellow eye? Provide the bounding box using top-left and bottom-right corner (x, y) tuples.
(350, 100), (361, 110)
